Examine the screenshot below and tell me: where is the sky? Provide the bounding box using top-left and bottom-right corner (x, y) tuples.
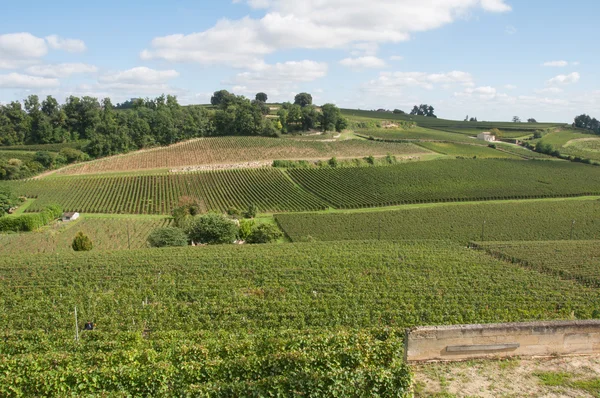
(0, 0), (597, 122)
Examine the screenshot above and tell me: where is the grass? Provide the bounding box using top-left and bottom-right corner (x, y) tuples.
(416, 141), (520, 159)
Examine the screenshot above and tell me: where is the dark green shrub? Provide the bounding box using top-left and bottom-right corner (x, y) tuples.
(244, 204), (258, 219)
(246, 223), (283, 244)
(72, 232), (93, 251)
(147, 227), (189, 248)
(188, 213), (238, 245)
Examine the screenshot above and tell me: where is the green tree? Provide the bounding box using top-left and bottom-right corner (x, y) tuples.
(147, 227), (188, 248)
(512, 116), (521, 123)
(238, 219), (255, 241)
(188, 213), (238, 245)
(211, 90), (236, 107)
(0, 186), (16, 216)
(301, 106), (319, 131)
(294, 93), (313, 107)
(320, 103), (341, 132)
(244, 204), (258, 219)
(246, 223), (283, 244)
(72, 232), (93, 251)
(255, 92), (268, 102)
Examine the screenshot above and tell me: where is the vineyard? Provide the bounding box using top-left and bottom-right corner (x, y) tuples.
(2, 168), (328, 214)
(356, 127), (478, 143)
(0, 216), (171, 254)
(287, 159), (600, 209)
(476, 240), (600, 288)
(1, 241), (597, 333)
(275, 198), (600, 243)
(57, 136), (429, 175)
(415, 141), (518, 159)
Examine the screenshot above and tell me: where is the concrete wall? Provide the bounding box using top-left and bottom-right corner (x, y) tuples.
(405, 320), (600, 362)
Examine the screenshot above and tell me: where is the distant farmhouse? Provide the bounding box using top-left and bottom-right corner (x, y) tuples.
(477, 132), (496, 142)
(62, 212), (80, 222)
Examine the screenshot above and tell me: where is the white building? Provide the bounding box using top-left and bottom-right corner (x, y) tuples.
(62, 212), (80, 222)
(477, 132), (496, 142)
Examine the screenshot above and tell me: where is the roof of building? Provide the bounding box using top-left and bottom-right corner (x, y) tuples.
(63, 212), (79, 217)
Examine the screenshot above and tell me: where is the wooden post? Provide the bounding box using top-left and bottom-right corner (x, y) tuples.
(74, 306), (79, 342)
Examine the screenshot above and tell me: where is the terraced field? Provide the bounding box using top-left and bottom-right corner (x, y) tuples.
(2, 168), (328, 214)
(0, 216), (171, 254)
(275, 198), (600, 243)
(287, 159), (600, 209)
(57, 136), (429, 175)
(357, 127), (478, 143)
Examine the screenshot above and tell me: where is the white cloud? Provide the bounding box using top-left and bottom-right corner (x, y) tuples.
(455, 86), (497, 100)
(542, 60), (568, 67)
(535, 87), (563, 94)
(362, 70), (475, 97)
(340, 56), (387, 69)
(390, 55), (404, 61)
(143, 0), (512, 67)
(26, 63), (98, 78)
(0, 73), (59, 89)
(0, 33), (48, 69)
(227, 60), (327, 98)
(45, 35), (87, 53)
(547, 72), (580, 85)
(99, 67), (179, 84)
(504, 84), (517, 90)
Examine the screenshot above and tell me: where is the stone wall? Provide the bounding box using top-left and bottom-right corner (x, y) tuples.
(405, 320), (600, 362)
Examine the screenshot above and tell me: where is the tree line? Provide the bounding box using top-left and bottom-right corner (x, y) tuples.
(574, 114), (600, 135)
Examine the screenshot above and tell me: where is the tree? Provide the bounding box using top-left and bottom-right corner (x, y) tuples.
(320, 103), (346, 132)
(393, 109), (405, 114)
(512, 116), (521, 123)
(147, 227), (188, 248)
(188, 213), (238, 245)
(294, 93), (313, 107)
(0, 186), (16, 216)
(301, 106), (319, 131)
(469, 117), (478, 122)
(244, 204), (258, 219)
(527, 118), (537, 123)
(72, 232), (93, 251)
(410, 104), (436, 117)
(490, 128), (503, 139)
(255, 92), (268, 102)
(211, 90), (235, 107)
(238, 219), (255, 241)
(246, 223), (283, 244)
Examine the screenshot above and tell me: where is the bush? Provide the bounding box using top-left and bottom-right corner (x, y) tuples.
(227, 207), (242, 219)
(147, 227), (189, 248)
(0, 204), (62, 232)
(246, 223), (283, 244)
(238, 219), (255, 241)
(244, 204), (258, 219)
(72, 232), (93, 251)
(188, 213), (238, 245)
(328, 157), (338, 168)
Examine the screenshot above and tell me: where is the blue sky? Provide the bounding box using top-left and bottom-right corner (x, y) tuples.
(0, 0), (597, 122)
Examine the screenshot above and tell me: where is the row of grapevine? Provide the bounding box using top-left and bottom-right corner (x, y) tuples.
(275, 198), (600, 243)
(2, 168), (328, 214)
(477, 240), (600, 288)
(1, 241), (598, 333)
(287, 159), (600, 209)
(57, 136), (427, 175)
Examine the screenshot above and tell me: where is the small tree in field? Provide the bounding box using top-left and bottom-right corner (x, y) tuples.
(244, 204), (258, 219)
(246, 223), (283, 244)
(188, 213), (238, 245)
(72, 232), (93, 251)
(147, 227), (188, 248)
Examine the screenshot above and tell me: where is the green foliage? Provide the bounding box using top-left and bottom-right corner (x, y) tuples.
(255, 92), (268, 102)
(287, 159), (600, 209)
(226, 207), (242, 219)
(147, 227), (188, 248)
(72, 231), (93, 251)
(188, 212), (238, 244)
(294, 92), (313, 107)
(320, 103), (347, 132)
(246, 223), (283, 244)
(0, 329), (412, 397)
(0, 185), (17, 216)
(243, 203), (258, 219)
(0, 204), (62, 232)
(328, 156), (339, 167)
(238, 219), (255, 241)
(276, 199), (600, 243)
